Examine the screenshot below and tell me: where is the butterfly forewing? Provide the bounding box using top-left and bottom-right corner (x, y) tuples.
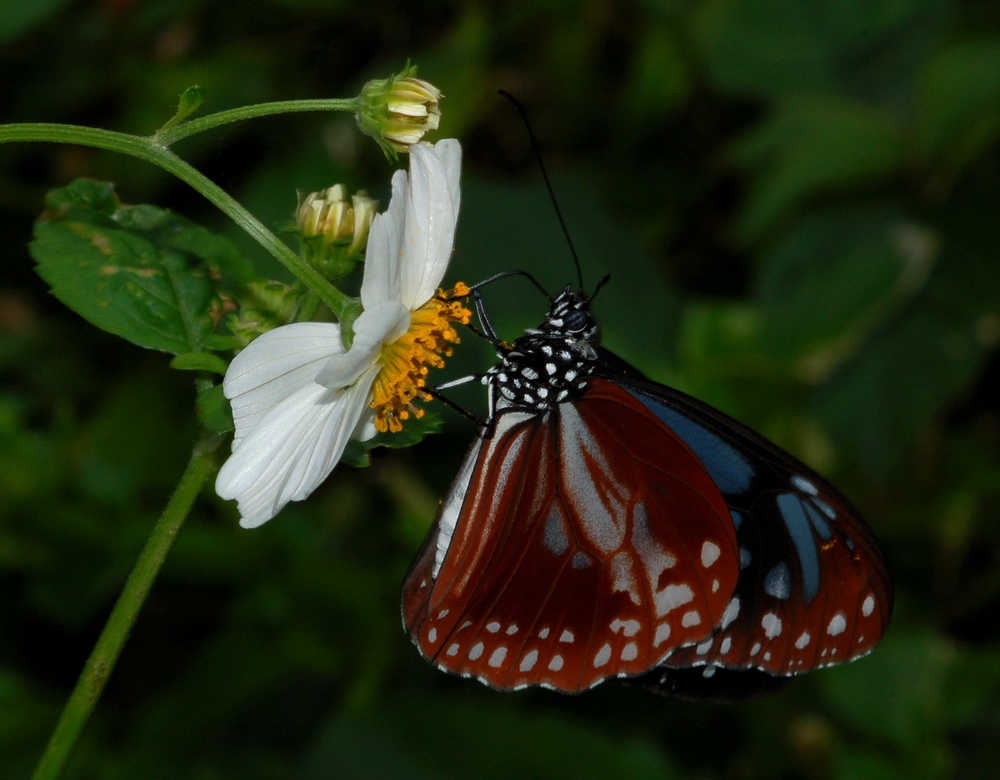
(402, 379), (740, 692)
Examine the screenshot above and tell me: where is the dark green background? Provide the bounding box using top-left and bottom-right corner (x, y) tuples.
(2, 1), (1000, 778)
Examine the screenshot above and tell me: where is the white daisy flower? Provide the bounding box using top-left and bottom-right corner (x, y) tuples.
(215, 139), (470, 528)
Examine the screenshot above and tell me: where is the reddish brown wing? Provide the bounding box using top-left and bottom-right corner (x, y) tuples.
(663, 481), (891, 676)
(607, 373), (892, 682)
(402, 379), (740, 692)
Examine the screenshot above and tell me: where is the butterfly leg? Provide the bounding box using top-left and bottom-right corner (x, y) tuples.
(426, 374), (485, 426)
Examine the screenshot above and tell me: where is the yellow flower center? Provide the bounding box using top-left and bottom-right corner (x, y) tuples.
(370, 283), (472, 433)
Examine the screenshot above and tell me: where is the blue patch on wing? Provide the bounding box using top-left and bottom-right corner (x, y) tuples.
(804, 500), (833, 541)
(631, 391), (755, 496)
(776, 492), (821, 604)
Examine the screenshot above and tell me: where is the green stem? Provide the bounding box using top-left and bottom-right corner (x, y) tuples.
(31, 445), (216, 780)
(0, 123), (358, 322)
(155, 97), (360, 146)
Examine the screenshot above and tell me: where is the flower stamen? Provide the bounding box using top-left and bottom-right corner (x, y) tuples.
(371, 283), (472, 433)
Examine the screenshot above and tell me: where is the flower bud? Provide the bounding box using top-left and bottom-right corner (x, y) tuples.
(356, 65), (442, 158)
(295, 185), (378, 279)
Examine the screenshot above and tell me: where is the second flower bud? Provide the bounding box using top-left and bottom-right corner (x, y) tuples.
(296, 184), (378, 279)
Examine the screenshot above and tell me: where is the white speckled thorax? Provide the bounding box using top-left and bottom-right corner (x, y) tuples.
(483, 287), (600, 413)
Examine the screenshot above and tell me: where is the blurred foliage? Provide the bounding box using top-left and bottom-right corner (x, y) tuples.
(2, 1), (1000, 779)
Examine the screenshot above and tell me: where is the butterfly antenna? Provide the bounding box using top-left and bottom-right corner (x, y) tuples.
(468, 269), (552, 301)
(497, 90), (584, 292)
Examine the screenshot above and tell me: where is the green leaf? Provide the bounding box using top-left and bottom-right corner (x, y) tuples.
(918, 40), (1000, 173)
(30, 179), (251, 354)
(730, 97), (904, 240)
(755, 207), (937, 377)
(170, 352), (230, 375)
(195, 384), (234, 434)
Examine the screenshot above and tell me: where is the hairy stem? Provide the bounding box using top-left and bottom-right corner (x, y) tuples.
(155, 97), (360, 146)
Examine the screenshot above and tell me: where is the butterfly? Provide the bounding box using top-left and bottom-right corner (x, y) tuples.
(401, 285), (892, 700)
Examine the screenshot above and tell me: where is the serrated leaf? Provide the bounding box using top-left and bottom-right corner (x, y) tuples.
(30, 179), (250, 354)
(196, 384), (234, 433)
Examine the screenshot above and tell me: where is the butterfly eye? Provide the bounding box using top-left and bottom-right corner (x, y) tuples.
(563, 309), (589, 332)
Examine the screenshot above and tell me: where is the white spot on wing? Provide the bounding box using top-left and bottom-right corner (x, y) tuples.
(506, 624), (519, 635)
(701, 541), (721, 568)
(621, 643), (638, 661)
(761, 612), (782, 639)
(681, 610), (701, 627)
(446, 643), (460, 656)
(795, 631), (811, 649)
(594, 644), (612, 667)
(520, 650), (538, 672)
(750, 642), (761, 656)
(559, 630), (574, 643)
(862, 595), (875, 617)
(549, 654), (564, 671)
(696, 638), (713, 655)
(488, 646), (507, 668)
(428, 627), (437, 643)
(720, 636), (732, 654)
(610, 551), (641, 606)
(654, 623), (672, 647)
(486, 621), (500, 633)
(720, 596), (740, 630)
(469, 642), (484, 660)
(791, 475), (818, 495)
(655, 583), (694, 617)
(610, 618), (642, 637)
(437, 609), (449, 619)
(827, 612), (847, 636)
(539, 628), (550, 639)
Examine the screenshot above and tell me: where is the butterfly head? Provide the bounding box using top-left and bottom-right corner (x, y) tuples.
(486, 287), (600, 412)
(535, 286), (600, 346)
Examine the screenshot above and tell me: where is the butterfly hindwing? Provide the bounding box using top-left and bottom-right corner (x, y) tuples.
(601, 366), (892, 681)
(402, 379), (740, 692)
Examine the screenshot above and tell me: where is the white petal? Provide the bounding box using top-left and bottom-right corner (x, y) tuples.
(361, 170), (407, 310)
(314, 301), (409, 388)
(223, 322), (344, 450)
(215, 364), (379, 527)
(399, 141), (462, 309)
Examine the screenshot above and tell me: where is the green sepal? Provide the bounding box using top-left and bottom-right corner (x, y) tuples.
(196, 384), (234, 434)
(340, 411), (443, 468)
(158, 85), (207, 133)
(170, 352), (230, 375)
(30, 179), (252, 355)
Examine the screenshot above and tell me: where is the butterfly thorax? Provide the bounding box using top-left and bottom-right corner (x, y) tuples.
(483, 288), (599, 412)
